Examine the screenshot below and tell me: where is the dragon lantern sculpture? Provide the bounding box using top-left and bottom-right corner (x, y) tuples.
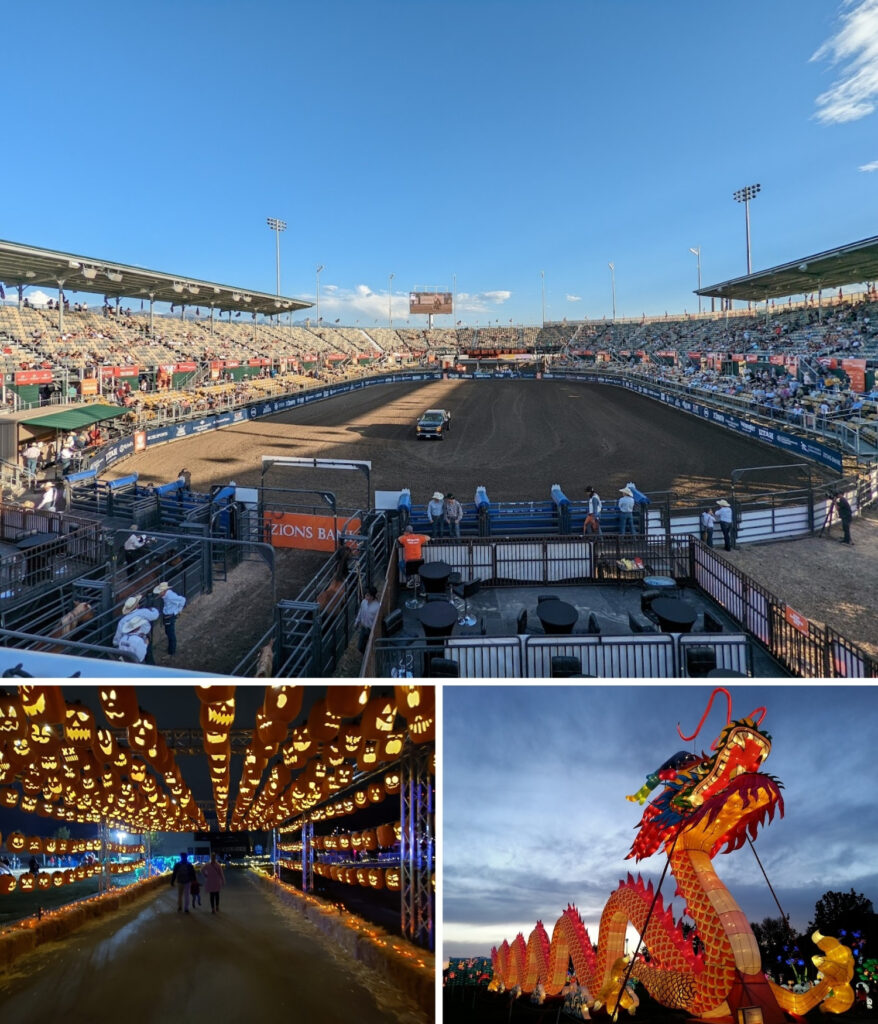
(490, 689), (854, 1022)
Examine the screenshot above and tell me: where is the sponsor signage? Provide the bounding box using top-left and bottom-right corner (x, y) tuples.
(784, 605), (810, 635)
(14, 369), (54, 385)
(175, 361), (198, 372)
(80, 378), (99, 396)
(841, 358), (866, 393)
(133, 430), (147, 452)
(263, 512), (362, 552)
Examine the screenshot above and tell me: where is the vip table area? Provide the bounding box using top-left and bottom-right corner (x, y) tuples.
(650, 597), (698, 633)
(417, 561), (453, 593)
(536, 599), (579, 635)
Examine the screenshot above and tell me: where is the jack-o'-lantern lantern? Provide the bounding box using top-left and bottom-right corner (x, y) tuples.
(74, 865), (87, 881)
(355, 867), (369, 887)
(327, 765), (353, 793)
(289, 725), (313, 754)
(357, 739), (379, 772)
(385, 865), (401, 891)
(361, 828), (377, 851)
(127, 711), (158, 758)
(307, 699), (341, 741)
(199, 698), (235, 734)
(37, 871), (51, 890)
(360, 695), (398, 739)
(51, 871), (64, 887)
(19, 685), (66, 724)
(127, 759), (147, 783)
(7, 830), (26, 852)
(255, 709), (286, 750)
(338, 725), (363, 757)
(195, 684), (235, 703)
(376, 823), (396, 848)
(380, 731), (405, 760)
(40, 749), (61, 773)
(395, 683), (436, 744)
(0, 874), (16, 894)
(113, 747), (129, 771)
(354, 789), (369, 809)
(6, 735), (32, 768)
(0, 787), (18, 808)
(18, 872), (35, 892)
(350, 831), (363, 850)
(98, 686), (139, 728)
(0, 693), (26, 738)
(384, 770), (401, 794)
(42, 774), (63, 799)
(63, 869), (75, 885)
(342, 797), (354, 814)
(325, 685), (371, 717)
(368, 867), (385, 889)
(263, 685), (303, 723)
(143, 732), (172, 772)
(28, 720), (58, 750)
(26, 836), (43, 854)
(367, 782), (385, 804)
(64, 702), (97, 749)
(324, 741), (346, 768)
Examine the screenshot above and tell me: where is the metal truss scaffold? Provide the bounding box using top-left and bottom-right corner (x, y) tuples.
(400, 742), (434, 950)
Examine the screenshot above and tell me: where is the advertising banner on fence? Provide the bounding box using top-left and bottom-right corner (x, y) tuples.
(842, 358), (866, 392)
(263, 512), (361, 551)
(14, 369), (54, 385)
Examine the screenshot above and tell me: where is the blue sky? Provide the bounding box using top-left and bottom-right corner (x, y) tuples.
(3, 1), (878, 324)
(442, 684), (878, 960)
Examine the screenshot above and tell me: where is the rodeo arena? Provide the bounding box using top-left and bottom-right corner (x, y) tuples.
(1, 235), (877, 679)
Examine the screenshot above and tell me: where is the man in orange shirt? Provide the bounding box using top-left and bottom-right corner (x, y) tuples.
(398, 525), (430, 583)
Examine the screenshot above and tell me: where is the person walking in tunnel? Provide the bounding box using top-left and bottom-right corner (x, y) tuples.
(171, 852), (197, 912)
(201, 852), (226, 913)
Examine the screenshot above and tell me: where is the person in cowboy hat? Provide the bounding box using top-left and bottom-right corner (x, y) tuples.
(152, 581), (187, 657)
(115, 616), (150, 663)
(122, 524), (148, 580)
(617, 487), (635, 535)
(113, 594), (159, 658)
(715, 499), (734, 551)
(426, 491), (446, 538)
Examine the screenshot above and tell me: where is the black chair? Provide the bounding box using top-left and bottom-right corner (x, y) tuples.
(641, 588), (663, 615)
(538, 594), (559, 604)
(587, 612), (601, 635)
(686, 646), (718, 677)
(516, 608), (528, 634)
(551, 655), (582, 678)
(428, 657), (460, 678)
(702, 611), (724, 633)
(382, 609), (404, 637)
(453, 577), (482, 627)
(628, 611), (658, 634)
(404, 558), (425, 609)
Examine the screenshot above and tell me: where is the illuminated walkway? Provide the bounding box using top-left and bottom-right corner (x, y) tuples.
(0, 870), (429, 1024)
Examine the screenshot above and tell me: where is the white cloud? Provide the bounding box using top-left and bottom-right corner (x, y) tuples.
(481, 290), (511, 304)
(812, 0), (878, 124)
(566, 294), (582, 302)
(859, 159), (878, 170)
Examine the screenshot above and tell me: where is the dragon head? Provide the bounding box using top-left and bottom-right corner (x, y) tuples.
(627, 689), (784, 861)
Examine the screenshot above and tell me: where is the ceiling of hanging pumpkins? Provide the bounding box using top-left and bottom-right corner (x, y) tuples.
(0, 684), (435, 834)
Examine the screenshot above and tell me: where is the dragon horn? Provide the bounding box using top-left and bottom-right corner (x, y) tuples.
(626, 772), (659, 804)
(677, 686), (732, 744)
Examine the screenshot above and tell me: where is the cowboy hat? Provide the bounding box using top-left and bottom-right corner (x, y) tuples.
(716, 499), (730, 507)
(431, 491), (444, 500)
(619, 487), (632, 496)
(122, 596), (141, 614)
(153, 582), (170, 595)
(121, 615), (149, 634)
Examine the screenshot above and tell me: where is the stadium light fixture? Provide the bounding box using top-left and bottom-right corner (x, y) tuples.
(689, 247), (702, 313)
(81, 266), (98, 280)
(389, 272), (394, 328)
(266, 216), (286, 300)
(106, 270), (123, 283)
(732, 184), (760, 275)
(608, 262), (616, 321)
(316, 265), (324, 325)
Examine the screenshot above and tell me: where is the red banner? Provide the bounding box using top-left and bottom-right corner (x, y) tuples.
(14, 370), (53, 385)
(784, 605), (809, 636)
(248, 358), (269, 367)
(842, 358), (867, 393)
(99, 365), (139, 378)
(175, 361), (198, 372)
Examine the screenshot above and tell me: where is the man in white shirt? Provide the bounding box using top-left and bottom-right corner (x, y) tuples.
(123, 525), (147, 580)
(715, 500), (734, 551)
(153, 581), (187, 656)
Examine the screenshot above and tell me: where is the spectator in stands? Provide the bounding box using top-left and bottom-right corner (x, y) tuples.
(583, 487), (602, 537)
(426, 491), (446, 538)
(715, 499), (734, 551)
(443, 493), (463, 537)
(617, 487), (635, 535)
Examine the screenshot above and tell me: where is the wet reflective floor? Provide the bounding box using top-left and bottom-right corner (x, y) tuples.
(0, 870), (432, 1024)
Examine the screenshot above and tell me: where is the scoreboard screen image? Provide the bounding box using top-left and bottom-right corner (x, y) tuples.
(409, 291), (452, 314)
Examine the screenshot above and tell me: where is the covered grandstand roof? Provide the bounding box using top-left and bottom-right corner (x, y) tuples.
(697, 234), (878, 303)
(0, 238), (312, 317)
(21, 404), (125, 431)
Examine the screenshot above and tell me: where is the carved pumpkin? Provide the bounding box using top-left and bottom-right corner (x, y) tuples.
(7, 830), (26, 851)
(361, 828), (377, 851)
(307, 699), (341, 741)
(195, 684), (236, 703)
(357, 739), (379, 772)
(325, 685), (371, 717)
(127, 711), (158, 758)
(19, 873), (35, 892)
(354, 789), (369, 809)
(64, 702), (97, 749)
(384, 770), (401, 794)
(355, 867), (369, 887)
(98, 686), (139, 728)
(360, 695), (398, 739)
(0, 875), (16, 894)
(37, 871), (51, 890)
(0, 787), (18, 808)
(385, 865), (401, 891)
(263, 685), (303, 723)
(368, 867), (385, 889)
(381, 731), (406, 760)
(376, 823), (397, 848)
(19, 684), (66, 723)
(367, 782), (385, 804)
(0, 693), (26, 738)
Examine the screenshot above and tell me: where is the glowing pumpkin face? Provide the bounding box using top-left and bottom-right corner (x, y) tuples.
(98, 686), (139, 727)
(385, 866), (401, 891)
(0, 875), (16, 895)
(19, 873), (35, 892)
(26, 836), (43, 854)
(8, 831), (26, 851)
(29, 721), (57, 749)
(195, 684), (236, 703)
(290, 725), (313, 754)
(200, 698), (235, 734)
(307, 699), (341, 741)
(361, 696), (398, 738)
(325, 685), (370, 717)
(367, 782), (384, 804)
(0, 787), (19, 808)
(64, 703), (96, 748)
(357, 739), (379, 772)
(368, 867), (385, 889)
(37, 872), (51, 891)
(0, 694), (25, 737)
(51, 872), (64, 887)
(381, 731), (405, 759)
(354, 789), (369, 809)
(128, 712), (158, 757)
(127, 760), (147, 783)
(263, 685), (303, 723)
(384, 771), (401, 794)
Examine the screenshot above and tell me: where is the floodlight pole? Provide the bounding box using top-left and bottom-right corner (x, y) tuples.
(732, 184), (760, 309)
(389, 273), (394, 327)
(608, 262), (616, 321)
(266, 217), (286, 312)
(540, 269), (546, 326)
(689, 247), (702, 314)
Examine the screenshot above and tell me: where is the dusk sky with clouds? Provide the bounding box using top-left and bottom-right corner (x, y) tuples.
(3, 2), (878, 324)
(443, 684), (878, 961)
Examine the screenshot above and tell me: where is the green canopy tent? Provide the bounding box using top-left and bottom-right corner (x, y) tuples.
(20, 404), (124, 432)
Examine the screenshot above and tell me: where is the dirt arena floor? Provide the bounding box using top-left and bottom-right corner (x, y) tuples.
(106, 379), (876, 675)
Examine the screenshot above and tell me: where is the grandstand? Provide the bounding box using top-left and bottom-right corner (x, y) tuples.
(0, 234), (876, 678)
